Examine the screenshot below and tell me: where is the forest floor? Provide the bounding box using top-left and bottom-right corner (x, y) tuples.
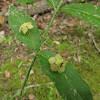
(0, 0), (100, 100)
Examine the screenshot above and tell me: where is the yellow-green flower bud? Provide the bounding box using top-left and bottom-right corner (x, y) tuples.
(21, 27), (28, 34)
(19, 22), (33, 34)
(27, 22), (34, 29)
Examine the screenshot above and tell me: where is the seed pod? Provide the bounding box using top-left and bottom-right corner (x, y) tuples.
(50, 64), (59, 72)
(48, 57), (56, 65)
(48, 54), (67, 73)
(55, 54), (63, 66)
(58, 60), (67, 73)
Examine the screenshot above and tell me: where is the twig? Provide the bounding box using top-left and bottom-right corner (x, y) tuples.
(68, 41), (89, 49)
(16, 82), (53, 92)
(92, 36), (100, 52)
(89, 33), (100, 52)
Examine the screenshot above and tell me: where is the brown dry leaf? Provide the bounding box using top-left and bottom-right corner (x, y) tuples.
(29, 58), (32, 62)
(73, 54), (78, 62)
(10, 57), (13, 62)
(30, 70), (34, 75)
(8, 41), (11, 45)
(61, 51), (67, 58)
(21, 76), (25, 82)
(63, 36), (67, 40)
(59, 25), (65, 29)
(73, 54), (81, 63)
(97, 2), (100, 6)
(77, 56), (81, 63)
(15, 96), (18, 100)
(0, 16), (5, 25)
(42, 74), (46, 78)
(0, 31), (5, 38)
(55, 37), (60, 41)
(5, 71), (10, 78)
(53, 41), (60, 44)
(0, 84), (2, 87)
(28, 94), (35, 100)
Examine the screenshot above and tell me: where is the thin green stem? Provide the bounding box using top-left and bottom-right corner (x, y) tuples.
(37, 0), (64, 52)
(19, 0), (64, 99)
(19, 56), (36, 99)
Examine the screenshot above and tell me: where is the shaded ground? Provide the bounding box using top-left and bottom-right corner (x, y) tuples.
(0, 0), (100, 100)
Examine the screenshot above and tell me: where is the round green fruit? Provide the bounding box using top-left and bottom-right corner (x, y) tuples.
(50, 64), (58, 72)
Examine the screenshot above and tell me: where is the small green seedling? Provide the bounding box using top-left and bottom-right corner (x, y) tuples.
(48, 54), (67, 73)
(19, 22), (33, 34)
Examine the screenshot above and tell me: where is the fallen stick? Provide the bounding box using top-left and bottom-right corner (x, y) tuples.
(92, 35), (100, 52)
(16, 82), (53, 92)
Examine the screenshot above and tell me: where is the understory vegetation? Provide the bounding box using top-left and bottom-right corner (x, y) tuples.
(0, 16), (100, 99)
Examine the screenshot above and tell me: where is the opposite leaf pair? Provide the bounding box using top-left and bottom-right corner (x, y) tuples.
(48, 54), (67, 73)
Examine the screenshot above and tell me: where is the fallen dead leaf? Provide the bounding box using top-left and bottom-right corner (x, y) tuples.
(21, 76), (25, 82)
(77, 56), (81, 63)
(10, 57), (13, 62)
(0, 31), (5, 38)
(8, 41), (11, 46)
(61, 51), (67, 58)
(73, 54), (81, 63)
(5, 71), (10, 79)
(55, 37), (60, 41)
(28, 94), (35, 100)
(73, 54), (78, 62)
(42, 74), (46, 78)
(0, 84), (2, 87)
(0, 16), (5, 25)
(30, 70), (34, 75)
(53, 41), (60, 44)
(63, 36), (67, 40)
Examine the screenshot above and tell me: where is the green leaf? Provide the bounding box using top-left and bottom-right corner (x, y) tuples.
(8, 5), (40, 50)
(15, 0), (35, 6)
(37, 50), (93, 100)
(60, 3), (100, 28)
(45, 0), (60, 9)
